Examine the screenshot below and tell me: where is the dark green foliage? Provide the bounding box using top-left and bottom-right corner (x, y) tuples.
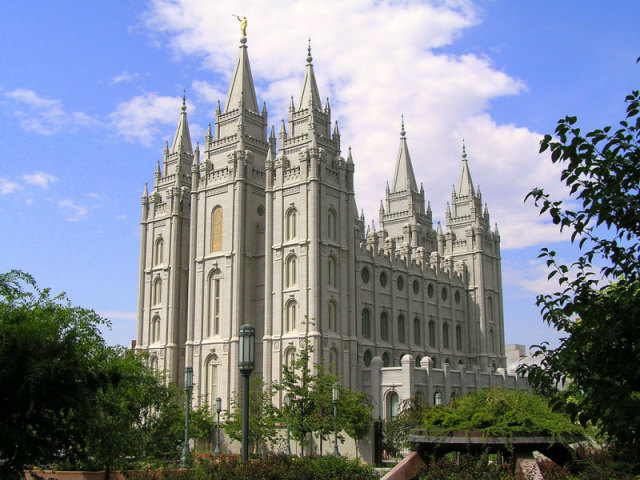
(420, 389), (583, 440)
(415, 452), (513, 480)
(534, 445), (637, 480)
(382, 393), (429, 457)
(522, 82), (640, 468)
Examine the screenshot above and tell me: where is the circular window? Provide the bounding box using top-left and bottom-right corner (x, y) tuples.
(412, 279), (420, 295)
(361, 267), (370, 284)
(257, 205), (264, 216)
(380, 271), (388, 287)
(427, 283), (434, 298)
(455, 290), (461, 304)
(397, 276), (404, 291)
(441, 287), (448, 301)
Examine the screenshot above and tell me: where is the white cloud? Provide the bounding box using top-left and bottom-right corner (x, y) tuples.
(140, 0), (570, 251)
(58, 199), (88, 222)
(0, 178), (22, 195)
(108, 93), (193, 146)
(110, 71), (140, 84)
(4, 89), (98, 135)
(99, 310), (137, 321)
(22, 171), (58, 189)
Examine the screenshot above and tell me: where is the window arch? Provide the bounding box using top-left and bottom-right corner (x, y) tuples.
(208, 272), (221, 337)
(380, 311), (389, 342)
(413, 317), (421, 346)
(328, 208), (337, 240)
(388, 391), (399, 420)
(489, 328), (495, 353)
(154, 237), (163, 266)
(456, 324), (463, 351)
(151, 315), (161, 343)
(285, 255), (297, 288)
(211, 206), (223, 252)
(443, 323), (450, 349)
(328, 300), (337, 332)
(286, 208), (297, 241)
(363, 350), (372, 367)
(428, 320), (436, 348)
(328, 255), (337, 288)
(205, 357), (219, 409)
(362, 308), (371, 339)
(397, 314), (405, 344)
(153, 277), (162, 305)
(487, 296), (494, 322)
(382, 351), (390, 367)
(285, 300), (297, 332)
(285, 347), (296, 368)
(329, 348), (338, 375)
(150, 356), (159, 373)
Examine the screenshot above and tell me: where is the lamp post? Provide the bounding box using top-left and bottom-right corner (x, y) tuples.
(238, 324), (255, 462)
(214, 396), (222, 454)
(284, 395), (292, 456)
(180, 366), (194, 468)
(332, 382), (340, 457)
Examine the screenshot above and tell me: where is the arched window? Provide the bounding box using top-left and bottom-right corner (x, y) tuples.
(328, 255), (337, 288)
(286, 301), (297, 332)
(206, 358), (219, 408)
(456, 324), (463, 351)
(208, 273), (221, 336)
(443, 323), (450, 349)
(487, 296), (494, 322)
(329, 348), (338, 375)
(285, 255), (297, 288)
(362, 308), (371, 339)
(413, 317), (421, 345)
(382, 352), (390, 367)
(328, 300), (337, 332)
(211, 206), (223, 252)
(154, 237), (163, 266)
(150, 356), (159, 373)
(489, 328), (495, 353)
(380, 311), (389, 342)
(397, 314), (405, 344)
(363, 350), (372, 367)
(286, 208), (297, 241)
(428, 320), (436, 348)
(151, 315), (161, 343)
(328, 208), (337, 240)
(153, 277), (162, 305)
(388, 391), (399, 420)
(285, 347), (296, 368)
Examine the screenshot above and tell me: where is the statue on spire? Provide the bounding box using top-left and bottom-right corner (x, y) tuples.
(232, 15), (248, 37)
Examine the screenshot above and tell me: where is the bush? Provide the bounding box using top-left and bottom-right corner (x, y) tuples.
(415, 452), (513, 480)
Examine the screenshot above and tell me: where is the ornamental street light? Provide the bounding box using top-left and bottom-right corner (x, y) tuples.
(284, 395), (292, 456)
(238, 324), (255, 462)
(332, 382), (340, 457)
(214, 396), (222, 455)
(180, 366), (194, 468)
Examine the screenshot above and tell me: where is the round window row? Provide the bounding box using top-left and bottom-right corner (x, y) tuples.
(361, 267), (461, 303)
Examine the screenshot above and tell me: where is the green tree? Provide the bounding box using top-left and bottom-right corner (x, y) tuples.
(522, 78), (640, 467)
(339, 388), (373, 458)
(224, 375), (280, 455)
(382, 392), (429, 457)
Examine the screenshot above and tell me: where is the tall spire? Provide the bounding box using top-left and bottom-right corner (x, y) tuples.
(298, 39), (322, 111)
(224, 37), (259, 113)
(458, 139), (475, 196)
(170, 92), (193, 155)
(391, 116), (418, 193)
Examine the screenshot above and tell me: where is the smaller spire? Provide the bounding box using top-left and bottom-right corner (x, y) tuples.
(437, 221), (443, 235)
(494, 222), (500, 235)
(360, 209), (365, 222)
(205, 123), (212, 143)
(216, 100), (221, 115)
(269, 125), (276, 141)
(324, 97), (330, 113)
(289, 96), (295, 111)
(262, 101), (267, 117)
(279, 118), (287, 140)
(333, 121), (340, 136)
(164, 140), (169, 155)
(400, 114), (406, 137)
(306, 37), (312, 64)
(427, 200), (431, 213)
(379, 200), (385, 212)
(385, 181), (390, 194)
(371, 219), (376, 232)
(446, 202), (451, 217)
(155, 160), (161, 176)
(347, 146), (353, 164)
(143, 182), (148, 197)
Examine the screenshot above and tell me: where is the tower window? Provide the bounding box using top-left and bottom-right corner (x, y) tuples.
(285, 255), (297, 288)
(153, 277), (162, 305)
(328, 300), (337, 332)
(328, 208), (337, 240)
(211, 206), (223, 252)
(151, 315), (161, 343)
(413, 317), (421, 346)
(428, 320), (436, 348)
(380, 271), (388, 287)
(286, 301), (297, 332)
(380, 311), (389, 342)
(382, 352), (390, 367)
(489, 328), (495, 353)
(427, 283), (434, 298)
(397, 314), (405, 344)
(443, 322), (450, 349)
(286, 208), (297, 241)
(328, 255), (337, 288)
(362, 308), (371, 339)
(363, 349), (372, 367)
(154, 237), (163, 266)
(285, 347), (296, 368)
(456, 324), (463, 351)
(329, 348), (338, 375)
(206, 359), (219, 408)
(397, 276), (404, 291)
(208, 273), (221, 336)
(361, 267), (370, 284)
(412, 279), (420, 295)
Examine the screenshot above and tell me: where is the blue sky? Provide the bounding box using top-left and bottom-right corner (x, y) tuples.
(1, 1), (638, 350)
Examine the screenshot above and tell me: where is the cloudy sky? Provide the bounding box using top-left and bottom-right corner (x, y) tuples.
(1, 1), (638, 349)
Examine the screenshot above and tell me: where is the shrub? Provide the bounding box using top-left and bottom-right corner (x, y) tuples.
(415, 452), (513, 480)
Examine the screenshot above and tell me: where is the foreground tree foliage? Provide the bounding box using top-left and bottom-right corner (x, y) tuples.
(522, 77), (640, 468)
(0, 270), (183, 477)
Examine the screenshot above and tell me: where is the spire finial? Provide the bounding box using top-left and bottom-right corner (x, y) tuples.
(306, 38), (313, 64)
(182, 90), (187, 112)
(400, 114), (406, 137)
(462, 138), (467, 161)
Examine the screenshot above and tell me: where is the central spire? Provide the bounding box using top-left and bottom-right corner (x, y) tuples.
(298, 39), (322, 111)
(391, 116), (418, 193)
(170, 91), (193, 155)
(458, 140), (475, 196)
(224, 37), (259, 114)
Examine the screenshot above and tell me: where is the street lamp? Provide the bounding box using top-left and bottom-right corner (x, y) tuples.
(332, 382), (340, 457)
(238, 324), (255, 462)
(284, 395), (292, 456)
(180, 366), (194, 468)
(214, 396), (222, 454)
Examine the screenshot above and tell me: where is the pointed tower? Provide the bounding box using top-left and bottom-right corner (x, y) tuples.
(380, 118), (436, 255)
(444, 142), (504, 369)
(136, 98), (193, 385)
